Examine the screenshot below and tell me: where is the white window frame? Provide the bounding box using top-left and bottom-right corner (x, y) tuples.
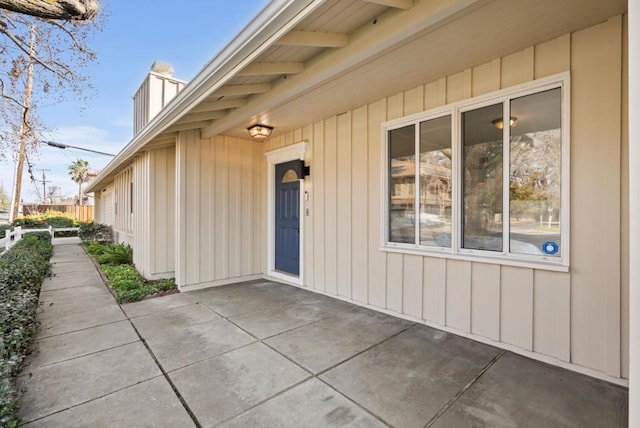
(381, 72), (570, 272)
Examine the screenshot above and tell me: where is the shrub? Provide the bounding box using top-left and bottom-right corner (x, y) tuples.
(0, 226), (10, 240)
(0, 234), (52, 288)
(100, 264), (177, 304)
(0, 233), (52, 426)
(95, 243), (133, 266)
(101, 264), (151, 303)
(12, 210), (77, 229)
(84, 241), (108, 257)
(78, 222), (113, 244)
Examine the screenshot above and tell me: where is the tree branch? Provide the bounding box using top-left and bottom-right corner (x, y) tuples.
(0, 19), (69, 79)
(0, 0), (98, 20)
(0, 77), (26, 108)
(42, 19), (95, 58)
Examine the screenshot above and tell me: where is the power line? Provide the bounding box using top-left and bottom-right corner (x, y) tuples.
(24, 152), (42, 202)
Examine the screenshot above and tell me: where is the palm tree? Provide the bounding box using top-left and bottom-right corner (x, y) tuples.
(68, 159), (90, 205)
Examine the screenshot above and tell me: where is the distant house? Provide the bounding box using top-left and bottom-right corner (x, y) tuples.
(86, 0), (635, 397)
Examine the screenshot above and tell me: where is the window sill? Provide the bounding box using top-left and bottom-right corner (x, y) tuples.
(380, 245), (569, 272)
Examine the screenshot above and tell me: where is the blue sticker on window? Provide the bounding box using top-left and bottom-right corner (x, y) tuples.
(542, 242), (559, 255)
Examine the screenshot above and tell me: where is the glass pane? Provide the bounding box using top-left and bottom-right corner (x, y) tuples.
(389, 125), (416, 244)
(509, 88), (562, 257)
(419, 116), (452, 247)
(282, 169), (299, 183)
(462, 103), (503, 251)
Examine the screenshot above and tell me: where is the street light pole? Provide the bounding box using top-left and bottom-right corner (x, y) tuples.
(43, 141), (116, 157)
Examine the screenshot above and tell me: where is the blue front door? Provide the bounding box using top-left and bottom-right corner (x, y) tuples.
(275, 160), (301, 275)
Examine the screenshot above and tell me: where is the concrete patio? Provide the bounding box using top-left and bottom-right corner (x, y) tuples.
(18, 242), (628, 427)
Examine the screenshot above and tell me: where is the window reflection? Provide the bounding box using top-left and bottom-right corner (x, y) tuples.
(419, 116), (452, 247)
(509, 88), (562, 256)
(388, 125), (415, 243)
(462, 103), (503, 252)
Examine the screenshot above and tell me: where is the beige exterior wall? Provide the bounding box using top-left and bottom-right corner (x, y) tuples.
(262, 17), (628, 380)
(93, 147), (176, 279)
(131, 155), (150, 272)
(112, 167), (133, 245)
(175, 130), (265, 290)
(94, 14), (627, 381)
(93, 182), (114, 226)
(148, 147), (176, 278)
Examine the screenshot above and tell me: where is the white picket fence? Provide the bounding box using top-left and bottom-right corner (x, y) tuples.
(0, 226), (80, 256)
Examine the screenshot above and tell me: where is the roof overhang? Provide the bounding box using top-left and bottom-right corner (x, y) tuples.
(87, 0), (627, 193)
(88, 0), (326, 192)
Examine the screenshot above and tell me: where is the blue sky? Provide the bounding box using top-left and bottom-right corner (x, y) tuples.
(0, 0), (269, 202)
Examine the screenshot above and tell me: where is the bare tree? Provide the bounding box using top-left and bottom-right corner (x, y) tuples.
(0, 0), (98, 20)
(0, 8), (98, 221)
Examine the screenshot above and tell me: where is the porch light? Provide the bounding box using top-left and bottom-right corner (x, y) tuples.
(491, 117), (517, 130)
(247, 124), (273, 139)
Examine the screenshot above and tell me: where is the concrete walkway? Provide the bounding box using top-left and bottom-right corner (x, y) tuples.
(18, 242), (628, 427)
(18, 241), (194, 426)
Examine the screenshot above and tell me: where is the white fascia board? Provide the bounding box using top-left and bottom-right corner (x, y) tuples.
(87, 0), (326, 193)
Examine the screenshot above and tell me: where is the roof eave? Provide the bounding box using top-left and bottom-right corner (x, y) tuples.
(87, 0), (325, 193)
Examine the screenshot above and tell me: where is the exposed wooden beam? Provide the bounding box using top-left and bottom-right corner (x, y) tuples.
(147, 136), (176, 146)
(191, 98), (247, 114)
(144, 137), (177, 150)
(238, 62), (305, 76)
(201, 0), (477, 139)
(277, 31), (348, 48)
(178, 111), (227, 124)
(164, 120), (212, 133)
(361, 0), (413, 9)
(155, 131), (178, 140)
(214, 83), (272, 97)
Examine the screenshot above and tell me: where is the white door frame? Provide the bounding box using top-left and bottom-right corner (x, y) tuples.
(629, 1), (639, 425)
(265, 141), (308, 286)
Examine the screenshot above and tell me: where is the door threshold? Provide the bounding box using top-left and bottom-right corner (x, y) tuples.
(267, 270), (302, 286)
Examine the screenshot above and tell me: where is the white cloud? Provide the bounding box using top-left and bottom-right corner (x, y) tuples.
(110, 116), (134, 130)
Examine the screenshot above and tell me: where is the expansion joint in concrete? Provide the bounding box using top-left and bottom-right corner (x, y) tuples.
(424, 349), (507, 427)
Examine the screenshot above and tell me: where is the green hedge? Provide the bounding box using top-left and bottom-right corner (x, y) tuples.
(0, 226), (9, 240)
(0, 233), (52, 427)
(12, 210), (77, 229)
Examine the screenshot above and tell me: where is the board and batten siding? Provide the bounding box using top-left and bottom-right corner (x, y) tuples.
(97, 147), (176, 279)
(112, 166), (133, 245)
(128, 147), (177, 279)
(176, 130), (265, 289)
(93, 182), (114, 226)
(131, 155), (150, 275)
(148, 147), (176, 277)
(263, 17), (628, 380)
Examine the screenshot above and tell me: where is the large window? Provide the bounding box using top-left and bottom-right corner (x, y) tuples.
(384, 76), (568, 269)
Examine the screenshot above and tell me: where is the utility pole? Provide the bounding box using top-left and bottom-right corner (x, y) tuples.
(37, 169), (51, 204)
(9, 25), (36, 223)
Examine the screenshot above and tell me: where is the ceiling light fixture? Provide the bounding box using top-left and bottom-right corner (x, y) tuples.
(491, 116), (517, 130)
(247, 124), (273, 139)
